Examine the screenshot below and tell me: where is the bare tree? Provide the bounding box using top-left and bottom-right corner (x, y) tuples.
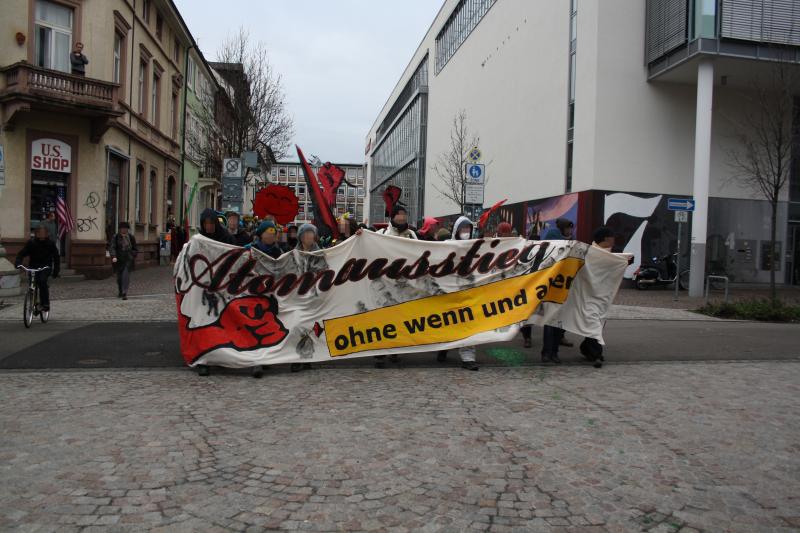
(433, 110), (480, 213)
(188, 29), (294, 183)
(726, 60), (798, 303)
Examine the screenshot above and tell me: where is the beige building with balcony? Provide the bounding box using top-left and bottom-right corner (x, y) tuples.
(0, 0), (195, 278)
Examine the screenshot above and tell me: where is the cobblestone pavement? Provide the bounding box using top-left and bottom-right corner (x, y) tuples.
(1, 362), (798, 532)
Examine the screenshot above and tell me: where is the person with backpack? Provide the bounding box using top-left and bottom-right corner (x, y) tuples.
(108, 222), (137, 301)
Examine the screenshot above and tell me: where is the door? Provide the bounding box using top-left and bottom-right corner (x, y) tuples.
(31, 170), (68, 258)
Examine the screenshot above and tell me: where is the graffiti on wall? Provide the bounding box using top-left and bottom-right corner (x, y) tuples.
(526, 193), (579, 239)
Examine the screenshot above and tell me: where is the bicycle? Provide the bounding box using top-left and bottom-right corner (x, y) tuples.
(17, 265), (50, 328)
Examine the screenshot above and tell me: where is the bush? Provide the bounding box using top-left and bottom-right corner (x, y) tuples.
(697, 299), (800, 322)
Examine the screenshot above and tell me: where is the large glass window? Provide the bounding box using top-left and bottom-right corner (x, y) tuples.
(435, 0), (496, 74)
(35, 0), (73, 73)
(692, 0), (717, 39)
(151, 71), (160, 125)
(186, 58), (196, 92)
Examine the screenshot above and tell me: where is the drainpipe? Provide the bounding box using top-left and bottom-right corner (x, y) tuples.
(179, 44), (196, 229)
(126, 0), (136, 223)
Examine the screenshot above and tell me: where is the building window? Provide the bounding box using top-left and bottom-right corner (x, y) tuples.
(149, 170), (157, 225)
(171, 91), (179, 139)
(186, 57), (195, 92)
(565, 0), (577, 193)
(155, 12), (163, 40)
(34, 0), (73, 73)
(138, 60), (147, 115)
(151, 71), (160, 125)
(434, 0), (496, 74)
(112, 33), (122, 83)
(135, 164), (143, 222)
(142, 0), (150, 24)
(173, 38), (181, 64)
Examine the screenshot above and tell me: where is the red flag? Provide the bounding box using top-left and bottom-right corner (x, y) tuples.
(478, 199), (507, 230)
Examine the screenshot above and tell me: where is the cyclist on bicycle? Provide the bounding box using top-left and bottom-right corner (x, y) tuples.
(15, 226), (60, 312)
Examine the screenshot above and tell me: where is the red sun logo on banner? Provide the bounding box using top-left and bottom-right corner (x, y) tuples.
(253, 185), (300, 225)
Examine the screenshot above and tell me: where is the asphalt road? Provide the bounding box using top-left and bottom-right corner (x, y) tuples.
(0, 319), (798, 370)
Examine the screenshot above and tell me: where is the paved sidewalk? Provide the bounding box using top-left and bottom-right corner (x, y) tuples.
(1, 362), (798, 531)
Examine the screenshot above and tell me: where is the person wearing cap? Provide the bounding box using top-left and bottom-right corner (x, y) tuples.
(417, 216), (442, 241)
(296, 223), (321, 252)
(435, 215), (480, 371)
(251, 220), (285, 259)
(226, 211), (252, 247)
(377, 205), (418, 239)
(108, 221), (137, 300)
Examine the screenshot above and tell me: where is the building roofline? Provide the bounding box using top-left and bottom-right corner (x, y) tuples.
(366, 0), (450, 138)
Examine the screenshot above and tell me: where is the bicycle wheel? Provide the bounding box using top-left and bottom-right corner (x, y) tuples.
(39, 288), (49, 323)
(678, 270), (691, 291)
(23, 288), (34, 328)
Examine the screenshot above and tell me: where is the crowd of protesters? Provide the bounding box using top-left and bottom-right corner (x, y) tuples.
(167, 204), (618, 378)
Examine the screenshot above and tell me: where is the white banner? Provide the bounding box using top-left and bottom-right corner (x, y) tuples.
(174, 232), (628, 368)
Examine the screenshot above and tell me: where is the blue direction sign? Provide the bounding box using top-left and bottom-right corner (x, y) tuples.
(667, 198), (695, 211)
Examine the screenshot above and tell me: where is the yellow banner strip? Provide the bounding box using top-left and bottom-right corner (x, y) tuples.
(324, 257), (584, 357)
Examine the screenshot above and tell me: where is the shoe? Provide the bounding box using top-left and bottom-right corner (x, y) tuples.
(436, 350), (448, 363)
(559, 337), (573, 347)
(593, 360), (603, 369)
(197, 365), (210, 377)
(461, 361), (479, 371)
(252, 365), (264, 378)
(551, 354), (562, 364)
(122, 294), (128, 301)
(541, 353), (562, 364)
(523, 338), (532, 348)
(290, 363), (303, 373)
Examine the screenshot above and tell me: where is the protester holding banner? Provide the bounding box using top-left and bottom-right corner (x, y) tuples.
(377, 206), (418, 239)
(541, 217), (576, 363)
(226, 212), (252, 247)
(251, 220), (285, 259)
(199, 208), (234, 245)
(436, 216), (480, 371)
(417, 217), (442, 241)
(296, 223), (321, 252)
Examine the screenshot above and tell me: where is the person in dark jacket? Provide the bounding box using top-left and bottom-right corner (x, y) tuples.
(541, 217), (576, 363)
(225, 211), (252, 246)
(108, 221), (138, 300)
(70, 42), (89, 76)
(199, 208), (234, 244)
(15, 226), (60, 311)
(286, 225), (299, 249)
(250, 220), (285, 259)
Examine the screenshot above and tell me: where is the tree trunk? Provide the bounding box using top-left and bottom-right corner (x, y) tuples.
(770, 201), (778, 305)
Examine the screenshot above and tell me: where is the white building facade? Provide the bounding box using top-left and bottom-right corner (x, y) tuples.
(365, 0), (800, 288)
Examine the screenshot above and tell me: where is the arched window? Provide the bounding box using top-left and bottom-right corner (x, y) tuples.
(149, 169), (158, 225)
(135, 164), (143, 222)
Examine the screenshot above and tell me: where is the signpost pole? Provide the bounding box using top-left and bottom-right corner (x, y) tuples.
(674, 219), (682, 301)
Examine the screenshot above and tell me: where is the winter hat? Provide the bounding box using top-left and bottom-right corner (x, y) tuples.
(391, 205), (408, 218)
(256, 220), (277, 237)
(298, 223), (318, 239)
(435, 228), (451, 241)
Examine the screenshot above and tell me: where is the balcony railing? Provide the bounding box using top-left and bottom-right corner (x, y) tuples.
(1, 61), (119, 111)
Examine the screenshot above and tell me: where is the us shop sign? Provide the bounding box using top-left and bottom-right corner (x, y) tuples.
(31, 138), (72, 173)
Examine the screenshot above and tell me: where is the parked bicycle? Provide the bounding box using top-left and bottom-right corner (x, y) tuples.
(17, 265), (50, 328)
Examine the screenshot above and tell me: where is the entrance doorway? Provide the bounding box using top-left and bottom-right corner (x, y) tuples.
(30, 170), (68, 259)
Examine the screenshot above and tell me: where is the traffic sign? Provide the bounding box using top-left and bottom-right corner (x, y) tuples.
(465, 164), (485, 184)
(223, 158), (244, 178)
(667, 198), (695, 211)
(468, 147), (481, 162)
(674, 211), (688, 223)
(465, 183), (484, 204)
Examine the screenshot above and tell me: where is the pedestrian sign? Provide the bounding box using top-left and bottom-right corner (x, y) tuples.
(667, 198), (695, 211)
(465, 164), (485, 184)
(468, 147), (481, 162)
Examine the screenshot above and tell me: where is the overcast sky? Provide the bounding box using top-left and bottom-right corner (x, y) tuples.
(174, 0), (443, 164)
